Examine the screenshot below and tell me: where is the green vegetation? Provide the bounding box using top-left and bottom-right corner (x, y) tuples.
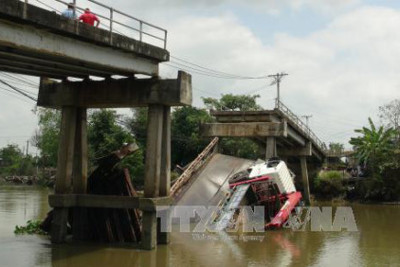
(14, 220), (46, 235)
(328, 142), (344, 154)
(203, 93), (262, 111)
(349, 118), (396, 174)
(31, 109), (60, 168)
(88, 109), (145, 187)
(171, 106), (214, 166)
(0, 144), (35, 177)
(349, 100), (400, 201)
(314, 171), (345, 199)
(202, 94), (263, 160)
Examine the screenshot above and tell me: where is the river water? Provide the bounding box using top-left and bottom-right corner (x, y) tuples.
(1, 185), (399, 267)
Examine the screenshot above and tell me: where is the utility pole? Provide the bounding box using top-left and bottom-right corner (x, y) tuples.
(268, 72), (288, 107)
(26, 140), (29, 156)
(302, 115), (313, 135)
(302, 115), (313, 127)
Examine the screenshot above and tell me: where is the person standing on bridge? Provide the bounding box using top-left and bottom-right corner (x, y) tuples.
(61, 3), (77, 19)
(79, 8), (100, 27)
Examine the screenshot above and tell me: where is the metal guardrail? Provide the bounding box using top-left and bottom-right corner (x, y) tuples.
(275, 99), (327, 152)
(23, 0), (168, 49)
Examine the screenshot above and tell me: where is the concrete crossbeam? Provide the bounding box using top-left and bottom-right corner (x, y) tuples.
(38, 71), (192, 108)
(201, 122), (287, 137)
(48, 194), (172, 211)
(279, 142), (312, 157)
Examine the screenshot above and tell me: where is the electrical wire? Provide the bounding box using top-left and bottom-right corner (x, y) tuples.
(0, 79), (37, 101)
(0, 73), (39, 87)
(0, 87), (35, 104)
(170, 55), (269, 80)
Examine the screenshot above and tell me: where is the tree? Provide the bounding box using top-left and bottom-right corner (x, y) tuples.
(379, 99), (400, 142)
(88, 109), (145, 186)
(202, 94), (263, 160)
(0, 144), (34, 176)
(88, 109), (134, 158)
(349, 118), (396, 172)
(31, 108), (145, 186)
(350, 118), (400, 201)
(203, 94), (262, 111)
(32, 109), (61, 168)
(328, 142), (344, 154)
(125, 108), (148, 148)
(171, 106), (213, 166)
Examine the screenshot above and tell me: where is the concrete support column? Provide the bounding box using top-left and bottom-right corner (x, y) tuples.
(72, 107), (88, 194)
(72, 108), (89, 240)
(159, 106), (171, 197)
(158, 106), (171, 245)
(266, 137), (277, 160)
(300, 156), (311, 205)
(142, 104), (164, 250)
(51, 106), (77, 243)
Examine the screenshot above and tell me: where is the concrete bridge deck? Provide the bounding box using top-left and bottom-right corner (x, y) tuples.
(0, 0), (168, 78)
(201, 102), (327, 162)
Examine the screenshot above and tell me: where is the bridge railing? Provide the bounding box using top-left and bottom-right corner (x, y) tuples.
(23, 0), (168, 49)
(275, 99), (327, 152)
(170, 137), (219, 197)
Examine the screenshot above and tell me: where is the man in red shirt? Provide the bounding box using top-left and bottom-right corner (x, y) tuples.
(79, 8), (100, 27)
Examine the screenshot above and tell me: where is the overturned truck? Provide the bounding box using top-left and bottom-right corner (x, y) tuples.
(213, 159), (302, 230)
(171, 138), (303, 231)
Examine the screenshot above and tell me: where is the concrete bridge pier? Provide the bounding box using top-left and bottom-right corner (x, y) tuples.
(300, 156), (311, 205)
(265, 137), (277, 159)
(142, 105), (171, 249)
(39, 71), (192, 249)
(51, 106), (89, 243)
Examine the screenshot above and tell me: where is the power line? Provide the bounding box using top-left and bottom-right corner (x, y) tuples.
(165, 62), (263, 80)
(0, 87), (34, 104)
(0, 80), (37, 97)
(0, 73), (39, 88)
(170, 56), (269, 80)
(0, 79), (37, 101)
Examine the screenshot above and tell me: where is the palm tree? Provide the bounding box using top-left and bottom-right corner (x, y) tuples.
(349, 118), (396, 172)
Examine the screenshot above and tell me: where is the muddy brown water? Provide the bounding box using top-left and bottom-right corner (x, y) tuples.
(1, 185), (399, 267)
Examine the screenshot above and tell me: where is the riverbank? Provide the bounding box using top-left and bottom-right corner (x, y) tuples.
(1, 175), (55, 187)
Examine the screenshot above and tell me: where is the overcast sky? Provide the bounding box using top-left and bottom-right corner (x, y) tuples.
(1, 0), (400, 153)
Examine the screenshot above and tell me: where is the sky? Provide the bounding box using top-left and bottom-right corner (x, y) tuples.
(1, 0), (400, 153)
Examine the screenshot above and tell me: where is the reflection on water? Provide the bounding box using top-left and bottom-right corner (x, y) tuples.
(1, 185), (400, 267)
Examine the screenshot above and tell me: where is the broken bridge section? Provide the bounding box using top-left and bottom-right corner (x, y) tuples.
(200, 101), (327, 204)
